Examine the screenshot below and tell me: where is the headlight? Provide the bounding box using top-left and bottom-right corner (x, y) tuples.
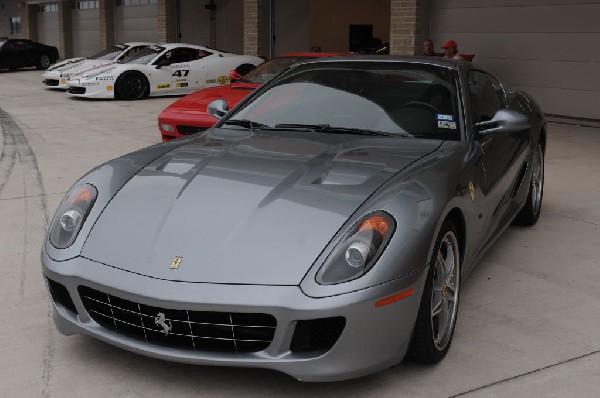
(316, 211), (395, 285)
(160, 123), (174, 132)
(49, 184), (97, 249)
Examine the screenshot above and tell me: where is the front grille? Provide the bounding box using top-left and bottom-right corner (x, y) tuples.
(43, 79), (59, 86)
(67, 86), (86, 95)
(290, 317), (346, 353)
(47, 278), (78, 315)
(78, 286), (276, 353)
(176, 125), (208, 136)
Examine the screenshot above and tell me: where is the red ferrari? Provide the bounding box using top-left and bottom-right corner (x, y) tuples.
(157, 52), (350, 141)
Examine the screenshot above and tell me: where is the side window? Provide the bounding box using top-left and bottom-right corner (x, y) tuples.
(155, 50), (172, 65)
(468, 71), (503, 122)
(123, 46), (143, 58)
(178, 48), (199, 62)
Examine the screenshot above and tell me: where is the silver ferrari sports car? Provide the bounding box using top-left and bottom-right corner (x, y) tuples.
(42, 56), (546, 381)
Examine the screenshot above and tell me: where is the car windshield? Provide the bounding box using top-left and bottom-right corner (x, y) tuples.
(0, 40), (6, 48)
(119, 45), (164, 64)
(89, 45), (127, 61)
(228, 61), (460, 139)
(242, 57), (315, 84)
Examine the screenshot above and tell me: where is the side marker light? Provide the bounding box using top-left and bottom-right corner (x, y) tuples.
(375, 288), (415, 308)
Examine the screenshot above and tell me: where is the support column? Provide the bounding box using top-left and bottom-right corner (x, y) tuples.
(20, 4), (37, 41)
(157, 0), (177, 43)
(389, 0), (427, 56)
(99, 0), (115, 49)
(243, 0), (263, 56)
(58, 0), (71, 59)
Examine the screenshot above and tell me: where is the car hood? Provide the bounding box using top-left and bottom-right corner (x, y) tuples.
(46, 57), (85, 71)
(77, 62), (127, 80)
(63, 60), (116, 75)
(165, 83), (259, 114)
(81, 128), (442, 285)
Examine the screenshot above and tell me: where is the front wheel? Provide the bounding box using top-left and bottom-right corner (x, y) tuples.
(114, 72), (149, 100)
(36, 54), (51, 70)
(514, 142), (544, 226)
(408, 220), (461, 363)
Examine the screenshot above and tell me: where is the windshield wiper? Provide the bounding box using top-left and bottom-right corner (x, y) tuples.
(273, 123), (407, 137)
(223, 119), (272, 130)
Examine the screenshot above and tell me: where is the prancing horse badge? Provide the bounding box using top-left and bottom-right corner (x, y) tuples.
(169, 256), (183, 269)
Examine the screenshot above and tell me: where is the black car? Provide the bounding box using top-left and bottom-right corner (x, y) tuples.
(0, 39), (59, 71)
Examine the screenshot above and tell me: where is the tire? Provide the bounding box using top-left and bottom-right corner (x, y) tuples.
(36, 54), (51, 70)
(513, 142), (544, 226)
(408, 220), (460, 363)
(114, 72), (150, 100)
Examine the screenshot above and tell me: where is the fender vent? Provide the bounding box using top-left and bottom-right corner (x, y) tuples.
(511, 162), (529, 197)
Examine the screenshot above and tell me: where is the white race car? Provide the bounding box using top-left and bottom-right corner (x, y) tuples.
(42, 42), (153, 89)
(66, 44), (264, 100)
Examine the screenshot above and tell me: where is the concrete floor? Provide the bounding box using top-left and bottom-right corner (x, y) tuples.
(1, 70), (599, 398)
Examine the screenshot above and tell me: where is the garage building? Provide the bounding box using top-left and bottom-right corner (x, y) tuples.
(0, 0), (598, 121)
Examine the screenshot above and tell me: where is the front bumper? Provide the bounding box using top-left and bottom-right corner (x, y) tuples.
(42, 69), (78, 89)
(66, 80), (115, 99)
(42, 250), (427, 382)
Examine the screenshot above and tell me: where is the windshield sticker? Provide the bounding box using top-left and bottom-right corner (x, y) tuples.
(436, 114), (454, 121)
(438, 120), (457, 130)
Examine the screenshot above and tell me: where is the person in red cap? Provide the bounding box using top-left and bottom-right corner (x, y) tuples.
(441, 40), (464, 60)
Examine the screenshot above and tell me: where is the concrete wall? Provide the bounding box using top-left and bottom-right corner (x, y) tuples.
(0, 2), (23, 38)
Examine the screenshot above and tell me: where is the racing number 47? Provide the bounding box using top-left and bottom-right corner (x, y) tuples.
(172, 70), (190, 78)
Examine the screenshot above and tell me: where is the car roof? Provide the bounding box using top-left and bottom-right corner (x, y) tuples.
(157, 43), (223, 52)
(291, 55), (466, 70)
(278, 52), (353, 58)
(120, 42), (155, 47)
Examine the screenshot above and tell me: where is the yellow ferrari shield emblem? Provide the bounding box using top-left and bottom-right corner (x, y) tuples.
(169, 256), (183, 269)
(468, 182), (475, 201)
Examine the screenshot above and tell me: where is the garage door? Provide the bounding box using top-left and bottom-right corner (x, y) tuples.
(72, 1), (101, 57)
(115, 0), (157, 43)
(430, 0), (600, 120)
(177, 0), (243, 53)
(36, 3), (60, 51)
(178, 0), (211, 46)
(273, 0), (309, 55)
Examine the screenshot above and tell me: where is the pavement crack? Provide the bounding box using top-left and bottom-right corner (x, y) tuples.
(555, 212), (600, 229)
(450, 349), (600, 397)
(0, 107), (53, 398)
(0, 108), (18, 196)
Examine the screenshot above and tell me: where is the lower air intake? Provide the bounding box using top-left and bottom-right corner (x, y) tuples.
(78, 286), (277, 353)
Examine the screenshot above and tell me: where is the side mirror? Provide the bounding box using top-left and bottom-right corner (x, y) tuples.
(475, 108), (530, 135)
(207, 99), (228, 119)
